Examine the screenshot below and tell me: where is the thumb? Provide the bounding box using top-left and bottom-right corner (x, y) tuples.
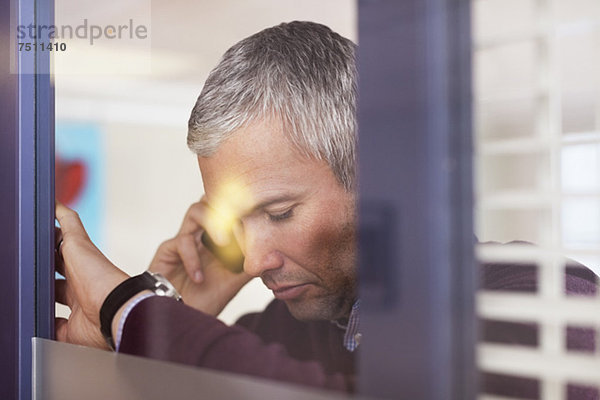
(55, 201), (90, 241)
(55, 317), (69, 342)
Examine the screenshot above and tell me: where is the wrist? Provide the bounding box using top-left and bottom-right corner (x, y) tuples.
(91, 271), (129, 322)
(111, 290), (153, 348)
(100, 272), (183, 349)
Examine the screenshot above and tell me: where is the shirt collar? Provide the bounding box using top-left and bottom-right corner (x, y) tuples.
(332, 300), (361, 352)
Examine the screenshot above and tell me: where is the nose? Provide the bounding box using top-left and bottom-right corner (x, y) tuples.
(239, 224), (284, 277)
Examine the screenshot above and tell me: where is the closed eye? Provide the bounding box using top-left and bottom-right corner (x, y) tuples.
(268, 208), (294, 222)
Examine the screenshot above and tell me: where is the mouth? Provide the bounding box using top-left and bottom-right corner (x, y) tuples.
(268, 283), (311, 300)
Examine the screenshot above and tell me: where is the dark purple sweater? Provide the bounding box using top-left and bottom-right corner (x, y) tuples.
(481, 254), (599, 400)
(119, 255), (598, 398)
(119, 297), (355, 392)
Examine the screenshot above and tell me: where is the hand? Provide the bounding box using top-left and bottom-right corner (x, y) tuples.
(149, 199), (252, 316)
(55, 202), (129, 349)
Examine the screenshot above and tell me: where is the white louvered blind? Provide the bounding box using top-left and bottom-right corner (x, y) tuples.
(473, 0), (600, 399)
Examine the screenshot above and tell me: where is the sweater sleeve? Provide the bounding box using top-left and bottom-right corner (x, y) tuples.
(118, 296), (353, 392)
(479, 247), (599, 399)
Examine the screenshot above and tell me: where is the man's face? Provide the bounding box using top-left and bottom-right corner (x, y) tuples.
(198, 119), (356, 321)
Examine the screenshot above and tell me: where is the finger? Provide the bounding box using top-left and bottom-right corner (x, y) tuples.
(55, 201), (90, 240)
(55, 318), (69, 342)
(148, 239), (177, 275)
(54, 225), (65, 276)
(176, 234), (204, 283)
(55, 279), (71, 306)
(55, 247), (66, 277)
(179, 201), (229, 246)
(54, 226), (63, 253)
(178, 201), (209, 234)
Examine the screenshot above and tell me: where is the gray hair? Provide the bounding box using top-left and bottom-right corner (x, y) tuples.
(187, 21), (357, 190)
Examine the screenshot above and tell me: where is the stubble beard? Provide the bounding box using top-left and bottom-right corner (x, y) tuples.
(286, 220), (357, 322)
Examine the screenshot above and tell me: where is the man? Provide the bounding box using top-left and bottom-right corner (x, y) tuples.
(56, 21), (359, 392)
(55, 20), (600, 398)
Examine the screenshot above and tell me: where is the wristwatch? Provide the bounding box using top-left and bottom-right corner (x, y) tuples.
(99, 271), (182, 350)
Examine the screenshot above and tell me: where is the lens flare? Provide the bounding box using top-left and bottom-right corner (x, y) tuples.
(206, 180), (254, 240)
(202, 180), (253, 273)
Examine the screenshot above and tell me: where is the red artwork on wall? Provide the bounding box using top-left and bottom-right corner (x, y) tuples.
(55, 156), (88, 206)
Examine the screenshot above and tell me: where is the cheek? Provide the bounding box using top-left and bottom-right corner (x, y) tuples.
(282, 211), (354, 280)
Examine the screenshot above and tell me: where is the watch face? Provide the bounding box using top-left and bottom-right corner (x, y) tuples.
(151, 273), (182, 301)
(154, 283), (170, 296)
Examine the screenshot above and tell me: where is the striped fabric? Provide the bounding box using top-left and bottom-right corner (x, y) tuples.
(333, 300), (361, 352)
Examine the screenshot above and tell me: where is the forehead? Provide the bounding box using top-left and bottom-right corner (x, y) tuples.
(197, 119), (332, 202)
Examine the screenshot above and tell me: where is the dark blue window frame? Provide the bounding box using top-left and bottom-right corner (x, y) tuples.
(357, 0), (475, 398)
(0, 0), (54, 398)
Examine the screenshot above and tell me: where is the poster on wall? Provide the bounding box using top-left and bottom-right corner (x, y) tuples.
(55, 122), (105, 249)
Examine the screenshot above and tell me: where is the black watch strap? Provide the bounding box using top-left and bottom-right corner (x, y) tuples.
(100, 272), (156, 350)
